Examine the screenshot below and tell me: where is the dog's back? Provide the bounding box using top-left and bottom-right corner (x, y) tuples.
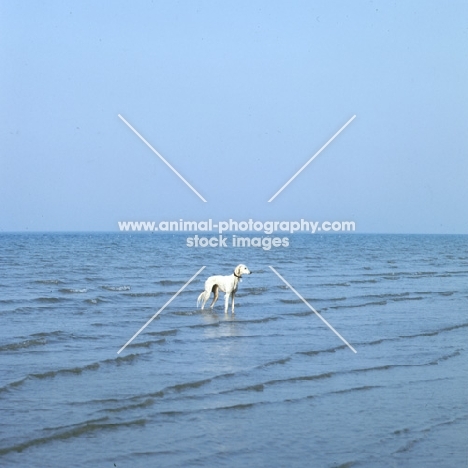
(204, 274), (231, 293)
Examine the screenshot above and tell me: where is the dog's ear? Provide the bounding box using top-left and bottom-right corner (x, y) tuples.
(234, 265), (242, 277)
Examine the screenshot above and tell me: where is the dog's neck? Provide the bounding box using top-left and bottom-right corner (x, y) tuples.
(233, 273), (241, 278)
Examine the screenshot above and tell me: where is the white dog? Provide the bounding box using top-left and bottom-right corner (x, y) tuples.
(197, 264), (251, 314)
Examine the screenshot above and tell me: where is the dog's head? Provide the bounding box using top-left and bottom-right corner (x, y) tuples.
(234, 264), (251, 277)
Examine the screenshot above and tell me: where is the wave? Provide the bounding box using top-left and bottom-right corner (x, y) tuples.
(66, 349), (464, 418)
(0, 377), (28, 394)
(260, 357), (291, 367)
(239, 383), (264, 392)
(155, 280), (186, 286)
(101, 353), (144, 366)
(394, 414), (468, 453)
(0, 299), (17, 304)
(188, 322), (220, 329)
(31, 362), (101, 379)
(146, 329), (178, 337)
(167, 378), (213, 393)
(394, 435), (425, 454)
(0, 417), (147, 456)
(250, 351), (465, 391)
(298, 345), (346, 356)
(350, 352), (462, 375)
(290, 296), (347, 305)
(392, 296), (423, 302)
(128, 338), (166, 348)
(393, 413), (468, 455)
(265, 371), (334, 386)
(290, 310), (314, 317)
(349, 279), (378, 284)
(330, 300), (387, 309)
(136, 371), (237, 400)
(360, 271), (406, 278)
(281, 293), (425, 311)
(217, 402), (255, 411)
(31, 330), (67, 338)
(393, 427), (410, 436)
(355, 271), (440, 281)
(74, 389), (165, 408)
(330, 385), (382, 395)
(320, 282), (351, 287)
(33, 279), (63, 285)
(428, 349), (461, 365)
(316, 322), (468, 350)
(99, 398), (155, 413)
(59, 288), (87, 294)
(160, 401), (258, 414)
(85, 297), (107, 305)
(120, 372), (238, 403)
(0, 337), (46, 352)
(123, 292), (165, 298)
(28, 330), (100, 342)
(333, 462), (358, 468)
(35, 297), (67, 303)
(102, 285), (131, 291)
(171, 310), (198, 316)
(355, 292), (411, 300)
(280, 352), (462, 386)
(280, 296), (347, 305)
(239, 316), (280, 324)
(0, 353), (144, 393)
(279, 298), (302, 304)
(3, 307), (36, 316)
(238, 287), (269, 296)
(400, 322), (468, 340)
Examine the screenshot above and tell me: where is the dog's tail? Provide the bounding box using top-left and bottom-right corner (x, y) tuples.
(197, 290), (210, 308)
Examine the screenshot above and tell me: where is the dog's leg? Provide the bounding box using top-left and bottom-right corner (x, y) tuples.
(224, 292), (230, 314)
(209, 285), (219, 309)
(231, 292), (235, 314)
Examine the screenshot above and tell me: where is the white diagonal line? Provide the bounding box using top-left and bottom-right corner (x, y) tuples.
(268, 115), (356, 202)
(118, 114), (207, 202)
(269, 266), (357, 353)
(117, 266), (206, 354)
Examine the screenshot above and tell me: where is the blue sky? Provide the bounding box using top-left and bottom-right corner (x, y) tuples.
(1, 1), (467, 233)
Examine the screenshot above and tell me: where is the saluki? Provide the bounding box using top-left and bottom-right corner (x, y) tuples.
(197, 264), (251, 314)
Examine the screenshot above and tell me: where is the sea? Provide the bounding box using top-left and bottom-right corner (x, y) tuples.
(0, 233), (467, 467)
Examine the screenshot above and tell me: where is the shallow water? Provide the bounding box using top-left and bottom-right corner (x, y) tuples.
(0, 233), (467, 467)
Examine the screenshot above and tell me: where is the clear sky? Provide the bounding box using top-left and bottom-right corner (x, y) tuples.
(1, 1), (467, 233)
